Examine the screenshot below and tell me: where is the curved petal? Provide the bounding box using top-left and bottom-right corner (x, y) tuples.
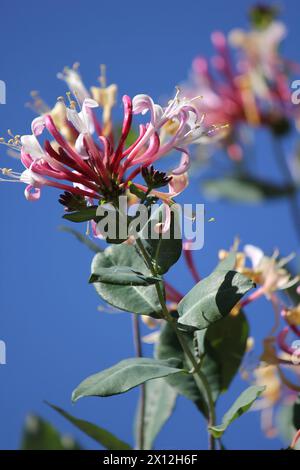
(31, 116), (46, 136)
(244, 244), (264, 268)
(172, 150), (190, 175)
(168, 172), (189, 196)
(20, 135), (44, 160)
(82, 98), (99, 109)
(132, 94), (163, 125)
(66, 108), (85, 133)
(24, 184), (41, 201)
(74, 133), (90, 158)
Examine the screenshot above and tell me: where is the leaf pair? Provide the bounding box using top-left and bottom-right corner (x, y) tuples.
(156, 312), (249, 417)
(177, 254), (254, 330)
(90, 205), (182, 315)
(91, 244), (163, 315)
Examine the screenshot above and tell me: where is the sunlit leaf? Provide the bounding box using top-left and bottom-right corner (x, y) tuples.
(209, 385), (265, 438)
(72, 358), (184, 402)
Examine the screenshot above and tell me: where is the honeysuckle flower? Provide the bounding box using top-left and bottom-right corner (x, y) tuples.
(132, 89), (221, 172)
(252, 364), (282, 438)
(58, 63), (117, 136)
(229, 20), (287, 87)
(218, 243), (299, 319)
(243, 245), (299, 296)
(180, 9), (300, 161)
(57, 64), (90, 105)
(26, 94), (79, 148)
(90, 83), (117, 129)
(65, 98), (99, 156)
(1, 77), (214, 210)
(248, 333), (300, 439)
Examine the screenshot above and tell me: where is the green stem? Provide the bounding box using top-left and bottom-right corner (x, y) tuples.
(135, 237), (216, 450)
(131, 314), (146, 450)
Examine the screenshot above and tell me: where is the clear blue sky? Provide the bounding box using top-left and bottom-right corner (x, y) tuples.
(0, 0), (300, 450)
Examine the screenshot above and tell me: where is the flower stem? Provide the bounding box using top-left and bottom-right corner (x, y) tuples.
(131, 314), (146, 450)
(135, 237), (216, 450)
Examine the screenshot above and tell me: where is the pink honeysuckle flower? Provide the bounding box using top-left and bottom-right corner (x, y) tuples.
(180, 13), (300, 160)
(1, 86), (213, 206)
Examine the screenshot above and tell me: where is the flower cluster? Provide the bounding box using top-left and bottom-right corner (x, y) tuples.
(0, 66), (216, 213)
(180, 4), (300, 160)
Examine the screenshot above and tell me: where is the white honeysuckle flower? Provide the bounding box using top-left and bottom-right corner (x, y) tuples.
(20, 134), (44, 160)
(20, 168), (46, 186)
(229, 20), (287, 99)
(244, 244), (265, 268)
(57, 66), (90, 104)
(66, 98), (99, 156)
(243, 244), (299, 295)
(132, 89), (201, 130)
(66, 98), (99, 134)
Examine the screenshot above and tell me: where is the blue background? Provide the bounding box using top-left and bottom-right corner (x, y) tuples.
(0, 0), (299, 450)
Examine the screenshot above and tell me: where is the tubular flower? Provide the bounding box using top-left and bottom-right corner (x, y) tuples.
(0, 83), (213, 205)
(180, 8), (300, 160)
(252, 364), (282, 438)
(58, 63), (117, 135)
(242, 245), (299, 296)
(248, 338), (300, 439)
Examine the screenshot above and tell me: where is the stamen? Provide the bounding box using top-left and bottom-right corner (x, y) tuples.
(25, 90), (50, 115)
(190, 94), (204, 103)
(1, 168), (12, 175)
(99, 64), (107, 88)
(0, 134), (22, 150)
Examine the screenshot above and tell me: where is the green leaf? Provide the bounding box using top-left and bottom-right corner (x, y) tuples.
(21, 414), (81, 450)
(89, 266), (160, 286)
(155, 322), (216, 416)
(209, 385), (265, 438)
(91, 244), (162, 316)
(138, 205), (182, 275)
(204, 311), (249, 392)
(46, 402), (131, 450)
(203, 175), (295, 203)
(135, 378), (177, 450)
(59, 226), (102, 253)
(63, 206), (98, 223)
(178, 262), (254, 330)
(72, 358), (184, 402)
(156, 313), (249, 418)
